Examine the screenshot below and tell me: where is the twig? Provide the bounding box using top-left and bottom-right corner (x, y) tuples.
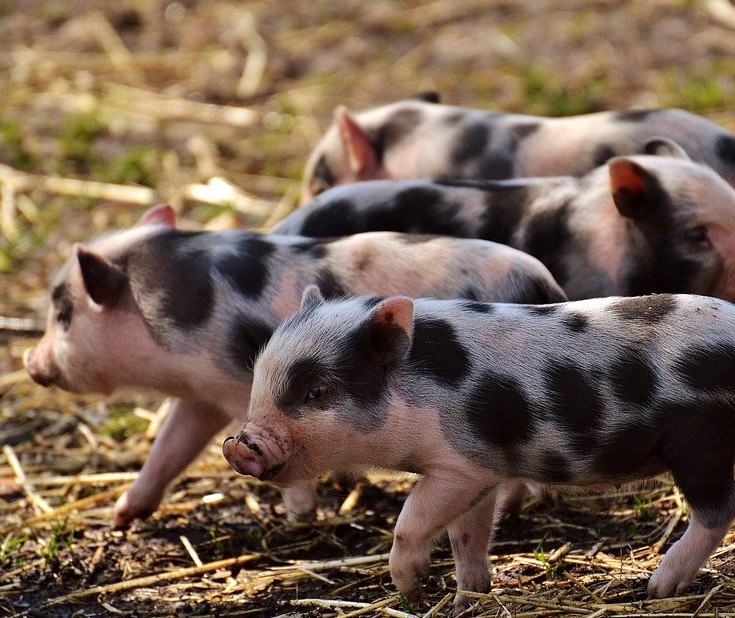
(3, 444), (52, 516)
(0, 316), (43, 334)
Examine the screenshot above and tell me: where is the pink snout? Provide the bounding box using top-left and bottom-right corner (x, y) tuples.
(222, 435), (266, 479)
(23, 346), (60, 388)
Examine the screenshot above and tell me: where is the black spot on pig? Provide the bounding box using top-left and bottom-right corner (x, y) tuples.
(216, 236), (273, 298)
(315, 269), (347, 299)
(593, 145), (616, 167)
(291, 240), (329, 259)
(452, 122), (491, 165)
(227, 314), (273, 373)
(615, 109), (655, 122)
(716, 135), (735, 165)
(594, 422), (661, 478)
(460, 287), (479, 301)
(672, 343), (735, 392)
(51, 281), (74, 331)
(610, 295), (676, 323)
(132, 230), (215, 332)
(408, 317), (470, 387)
(609, 347), (657, 407)
(412, 91), (440, 103)
(374, 109), (423, 162)
(526, 304), (558, 316)
(563, 312), (588, 333)
(296, 199), (359, 237)
(657, 398), (735, 527)
(504, 272), (566, 305)
(538, 451), (572, 483)
(522, 201), (572, 289)
(476, 183), (529, 244)
(460, 300), (494, 314)
(373, 186), (467, 236)
(465, 371), (535, 449)
(544, 360), (604, 452)
(444, 110), (467, 126)
(511, 122), (541, 140)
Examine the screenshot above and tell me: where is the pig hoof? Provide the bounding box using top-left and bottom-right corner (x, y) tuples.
(112, 492), (155, 529)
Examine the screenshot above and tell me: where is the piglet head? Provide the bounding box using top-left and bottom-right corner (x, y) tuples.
(607, 151), (735, 299)
(24, 205), (176, 393)
(224, 286), (414, 483)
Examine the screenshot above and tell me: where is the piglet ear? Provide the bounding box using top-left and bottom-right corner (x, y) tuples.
(75, 245), (127, 306)
(367, 296), (414, 369)
(300, 285), (325, 312)
(137, 204), (177, 228)
(608, 157), (662, 219)
(334, 105), (378, 178)
(643, 138), (691, 161)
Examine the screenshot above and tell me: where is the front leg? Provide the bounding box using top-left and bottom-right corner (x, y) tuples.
(447, 485), (499, 615)
(389, 472), (494, 602)
(113, 398), (230, 528)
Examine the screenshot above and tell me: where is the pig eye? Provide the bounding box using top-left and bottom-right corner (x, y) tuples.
(685, 226), (710, 247)
(305, 385), (330, 403)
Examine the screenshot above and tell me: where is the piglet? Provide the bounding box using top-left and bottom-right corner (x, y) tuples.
(23, 205), (565, 527)
(302, 94), (735, 202)
(226, 287), (735, 613)
(281, 143), (735, 302)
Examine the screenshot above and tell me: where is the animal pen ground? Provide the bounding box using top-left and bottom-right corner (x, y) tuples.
(3, 1), (735, 616)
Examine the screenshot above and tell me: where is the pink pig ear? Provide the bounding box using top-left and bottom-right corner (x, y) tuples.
(300, 285), (325, 312)
(75, 245), (127, 306)
(368, 296), (414, 369)
(334, 106), (378, 179)
(137, 204), (176, 228)
(608, 157), (661, 219)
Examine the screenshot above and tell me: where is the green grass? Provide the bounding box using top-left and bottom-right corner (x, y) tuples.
(0, 533), (28, 569)
(533, 543), (560, 578)
(100, 406), (148, 442)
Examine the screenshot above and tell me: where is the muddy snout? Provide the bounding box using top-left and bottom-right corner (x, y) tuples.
(23, 346), (60, 388)
(222, 435), (266, 479)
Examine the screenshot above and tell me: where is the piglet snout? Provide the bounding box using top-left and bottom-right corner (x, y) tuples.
(23, 347), (60, 388)
(222, 435), (265, 479)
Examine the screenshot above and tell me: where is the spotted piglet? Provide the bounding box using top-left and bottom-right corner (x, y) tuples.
(226, 289), (735, 612)
(23, 205), (565, 527)
(280, 144), (735, 302)
(302, 94), (735, 202)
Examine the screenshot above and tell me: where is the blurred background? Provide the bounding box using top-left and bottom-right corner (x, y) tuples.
(2, 1), (735, 616)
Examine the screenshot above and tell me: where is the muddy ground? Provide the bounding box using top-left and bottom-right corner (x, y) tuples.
(3, 1), (735, 616)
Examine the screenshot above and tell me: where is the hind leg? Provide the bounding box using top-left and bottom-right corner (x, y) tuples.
(648, 463), (735, 597)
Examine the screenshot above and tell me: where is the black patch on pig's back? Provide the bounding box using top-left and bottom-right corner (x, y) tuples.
(672, 343), (735, 392)
(563, 312), (588, 333)
(227, 314), (273, 373)
(464, 370), (535, 449)
(297, 199), (359, 237)
(615, 109), (656, 122)
(312, 155), (336, 191)
(315, 269), (347, 299)
(476, 184), (529, 244)
(408, 317), (470, 387)
(716, 134), (735, 165)
(593, 145), (617, 167)
(522, 201), (572, 288)
(452, 122), (491, 165)
(609, 295), (676, 323)
(543, 360), (604, 451)
(609, 347), (657, 407)
(132, 230), (215, 330)
(373, 109), (423, 162)
(215, 236), (274, 298)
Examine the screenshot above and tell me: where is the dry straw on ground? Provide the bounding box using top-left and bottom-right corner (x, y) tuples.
(3, 1), (735, 616)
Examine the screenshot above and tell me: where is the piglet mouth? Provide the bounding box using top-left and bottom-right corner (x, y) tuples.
(23, 347), (61, 388)
(222, 435), (267, 479)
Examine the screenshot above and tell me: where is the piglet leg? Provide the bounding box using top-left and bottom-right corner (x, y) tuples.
(389, 473), (494, 602)
(447, 486), (499, 615)
(647, 510), (732, 598)
(113, 398), (230, 528)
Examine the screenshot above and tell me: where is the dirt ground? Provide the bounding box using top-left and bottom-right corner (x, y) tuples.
(3, 1), (735, 616)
